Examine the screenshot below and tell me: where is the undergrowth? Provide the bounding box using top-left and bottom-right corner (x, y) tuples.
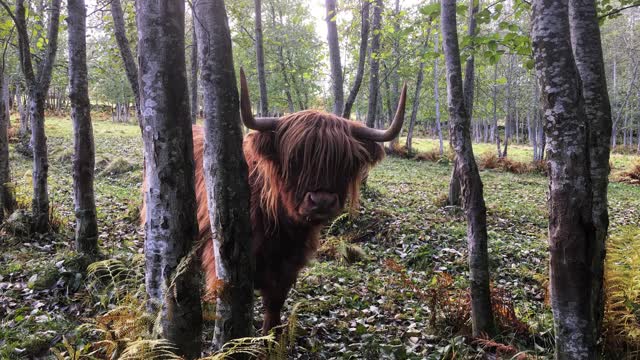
(603, 226), (640, 357)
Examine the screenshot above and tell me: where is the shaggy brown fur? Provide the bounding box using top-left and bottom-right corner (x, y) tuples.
(144, 111), (385, 332)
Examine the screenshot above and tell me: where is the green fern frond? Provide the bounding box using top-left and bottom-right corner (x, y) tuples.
(201, 334), (278, 360)
(120, 339), (182, 360)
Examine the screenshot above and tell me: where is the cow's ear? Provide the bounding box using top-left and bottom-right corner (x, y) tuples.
(364, 141), (385, 165)
(249, 131), (278, 162)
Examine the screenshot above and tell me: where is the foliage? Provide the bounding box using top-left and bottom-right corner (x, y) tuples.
(602, 226), (640, 356)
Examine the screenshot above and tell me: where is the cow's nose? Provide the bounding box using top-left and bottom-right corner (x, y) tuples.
(307, 192), (338, 211)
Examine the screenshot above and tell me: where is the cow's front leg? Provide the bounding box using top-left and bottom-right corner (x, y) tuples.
(261, 284), (290, 334)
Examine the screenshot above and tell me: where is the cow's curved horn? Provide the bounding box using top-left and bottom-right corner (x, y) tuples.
(351, 83), (407, 142)
(240, 68), (278, 131)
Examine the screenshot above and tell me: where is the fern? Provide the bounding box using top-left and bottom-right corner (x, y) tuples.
(202, 335), (278, 360)
(603, 226), (640, 354)
(120, 339), (182, 360)
(86, 257), (144, 306)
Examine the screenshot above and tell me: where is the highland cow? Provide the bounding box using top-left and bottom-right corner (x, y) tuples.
(149, 70), (406, 333)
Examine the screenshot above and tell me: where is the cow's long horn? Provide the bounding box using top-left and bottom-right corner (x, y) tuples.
(240, 68), (278, 131)
(351, 83), (407, 142)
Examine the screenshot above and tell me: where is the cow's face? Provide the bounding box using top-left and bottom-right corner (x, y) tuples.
(238, 68), (406, 225)
(249, 111), (384, 225)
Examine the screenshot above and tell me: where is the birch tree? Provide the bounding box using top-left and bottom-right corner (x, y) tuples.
(0, 0), (61, 233)
(569, 0), (612, 341)
(255, 0), (269, 115)
(0, 69), (9, 221)
(441, 0), (494, 337)
(448, 0), (478, 207)
(365, 0), (383, 128)
(68, 0), (98, 256)
(342, 0), (370, 119)
(190, 6), (198, 124)
(137, 0), (202, 357)
(194, 0), (255, 348)
(111, 0), (141, 128)
(326, 0), (343, 115)
(532, 0), (606, 357)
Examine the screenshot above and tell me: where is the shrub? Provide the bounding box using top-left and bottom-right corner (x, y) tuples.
(479, 153), (501, 170)
(618, 162), (640, 185)
(414, 149), (442, 162)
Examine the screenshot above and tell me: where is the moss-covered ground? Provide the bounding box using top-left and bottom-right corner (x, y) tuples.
(1, 115), (639, 359)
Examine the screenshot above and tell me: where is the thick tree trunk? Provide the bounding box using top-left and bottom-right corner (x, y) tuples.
(190, 6), (198, 124)
(569, 0), (613, 347)
(111, 0), (142, 129)
(195, 0), (254, 349)
(365, 0), (382, 128)
(342, 0), (370, 119)
(68, 0), (98, 256)
(137, 0), (202, 357)
(533, 0), (597, 357)
(254, 0), (268, 116)
(326, 0), (343, 115)
(441, 0), (494, 337)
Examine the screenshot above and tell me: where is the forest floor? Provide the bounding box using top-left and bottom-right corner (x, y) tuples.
(1, 115), (639, 359)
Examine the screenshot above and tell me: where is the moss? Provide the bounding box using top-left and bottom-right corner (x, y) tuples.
(27, 264), (60, 290)
(4, 210), (32, 236)
(60, 251), (95, 273)
(19, 334), (53, 357)
(95, 156), (110, 172)
(54, 148), (73, 163)
(98, 157), (138, 177)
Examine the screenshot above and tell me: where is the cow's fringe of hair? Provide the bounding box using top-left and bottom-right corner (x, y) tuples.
(251, 110), (375, 224)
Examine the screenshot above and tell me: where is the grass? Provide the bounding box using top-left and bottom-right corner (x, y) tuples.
(404, 136), (638, 176)
(1, 115), (639, 358)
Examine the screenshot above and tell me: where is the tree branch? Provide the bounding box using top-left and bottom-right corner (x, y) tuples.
(36, 0), (62, 91)
(599, 3), (640, 20)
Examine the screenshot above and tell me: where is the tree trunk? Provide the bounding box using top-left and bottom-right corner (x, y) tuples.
(532, 0), (597, 357)
(342, 0), (370, 119)
(254, 0), (268, 116)
(406, 61), (425, 154)
(111, 0), (142, 129)
(434, 35), (444, 155)
(195, 0), (254, 349)
(448, 0), (478, 207)
(441, 0), (494, 337)
(11, 0), (62, 233)
(365, 0), (382, 128)
(29, 90), (49, 232)
(492, 63), (501, 157)
(0, 74), (11, 220)
(68, 0), (98, 256)
(269, 3), (294, 113)
(190, 5), (198, 124)
(388, 0), (401, 148)
(326, 0), (344, 115)
(569, 0), (613, 347)
(17, 85), (29, 135)
(137, 0), (202, 357)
